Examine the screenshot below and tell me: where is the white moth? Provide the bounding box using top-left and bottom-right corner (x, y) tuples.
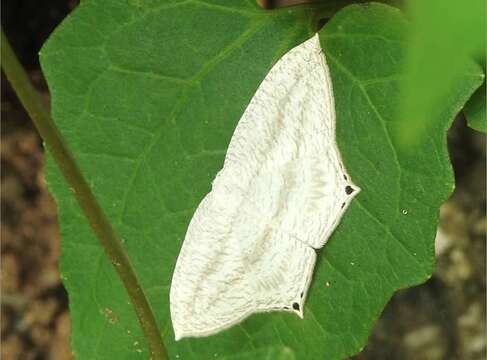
(170, 33), (359, 340)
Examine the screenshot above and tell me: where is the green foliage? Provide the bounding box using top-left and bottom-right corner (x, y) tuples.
(39, 1), (483, 359)
(227, 346), (295, 360)
(397, 0), (485, 144)
(465, 82), (486, 132)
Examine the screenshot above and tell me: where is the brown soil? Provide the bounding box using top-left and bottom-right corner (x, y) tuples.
(1, 72), (72, 359)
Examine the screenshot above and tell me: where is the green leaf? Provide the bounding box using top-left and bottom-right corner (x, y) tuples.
(39, 2), (483, 359)
(397, 0), (485, 145)
(465, 81), (486, 132)
(225, 346), (295, 360)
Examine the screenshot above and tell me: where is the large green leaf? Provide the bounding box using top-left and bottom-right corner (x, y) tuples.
(39, 2), (483, 359)
(226, 346), (295, 360)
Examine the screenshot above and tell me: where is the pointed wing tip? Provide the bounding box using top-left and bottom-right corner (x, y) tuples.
(345, 180), (361, 198)
(352, 184), (362, 195)
(173, 325), (188, 342)
(174, 327), (220, 342)
(297, 309), (304, 319)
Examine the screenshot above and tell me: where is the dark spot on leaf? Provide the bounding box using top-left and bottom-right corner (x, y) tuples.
(292, 302), (300, 311)
(341, 202), (346, 208)
(345, 186), (354, 195)
(283, 306), (289, 310)
(300, 292), (304, 298)
(343, 174), (348, 180)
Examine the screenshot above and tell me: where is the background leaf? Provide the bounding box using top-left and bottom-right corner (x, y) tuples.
(40, 2), (483, 359)
(397, 0), (485, 145)
(464, 82), (486, 133)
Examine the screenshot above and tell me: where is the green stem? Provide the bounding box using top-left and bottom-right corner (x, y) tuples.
(1, 29), (168, 360)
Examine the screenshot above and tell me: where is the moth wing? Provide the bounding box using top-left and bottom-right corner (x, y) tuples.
(223, 33), (359, 249)
(170, 180), (316, 340)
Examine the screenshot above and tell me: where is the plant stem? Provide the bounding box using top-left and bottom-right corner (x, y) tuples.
(1, 29), (168, 360)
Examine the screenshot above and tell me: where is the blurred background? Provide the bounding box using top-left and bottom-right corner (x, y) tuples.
(1, 1), (485, 359)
